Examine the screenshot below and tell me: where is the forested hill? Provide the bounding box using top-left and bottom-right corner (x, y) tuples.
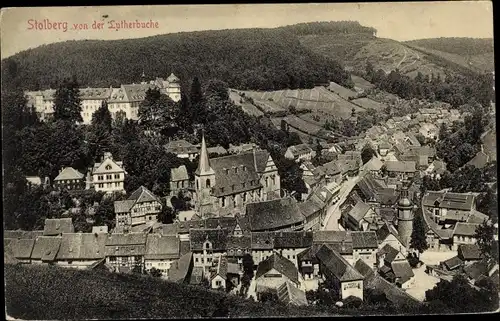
(1, 27), (352, 92)
(404, 38), (494, 56)
(277, 20), (377, 36)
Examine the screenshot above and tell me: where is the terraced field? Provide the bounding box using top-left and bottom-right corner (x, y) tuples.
(228, 90), (264, 116)
(240, 86), (364, 118)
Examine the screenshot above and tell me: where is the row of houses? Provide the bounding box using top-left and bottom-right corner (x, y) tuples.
(25, 73), (181, 124)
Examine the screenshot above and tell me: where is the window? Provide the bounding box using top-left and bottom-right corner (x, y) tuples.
(206, 179), (211, 188)
(221, 197), (226, 208)
(216, 281), (221, 286)
(105, 165), (112, 170)
(242, 182), (246, 189)
(98, 175), (104, 181)
(234, 167), (238, 174)
(205, 243), (211, 249)
(221, 187), (224, 193)
(231, 184), (235, 191)
(201, 258), (204, 263)
(114, 174), (120, 179)
(109, 257), (116, 262)
(195, 258), (199, 263)
(107, 174), (112, 180)
(265, 177), (269, 187)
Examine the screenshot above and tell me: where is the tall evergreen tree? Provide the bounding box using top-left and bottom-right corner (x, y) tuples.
(410, 211), (429, 258)
(53, 76), (83, 123)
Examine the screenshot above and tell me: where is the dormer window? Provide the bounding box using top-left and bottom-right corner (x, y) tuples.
(242, 182), (246, 188)
(234, 167), (238, 174)
(105, 165), (112, 170)
(225, 168), (229, 175)
(221, 187), (224, 193)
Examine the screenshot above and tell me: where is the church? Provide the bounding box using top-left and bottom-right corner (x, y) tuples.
(193, 135), (281, 217)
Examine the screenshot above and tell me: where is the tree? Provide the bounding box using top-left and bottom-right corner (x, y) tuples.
(410, 211), (429, 259)
(157, 202), (175, 224)
(474, 221), (496, 259)
(260, 291), (279, 304)
(149, 267), (163, 277)
(241, 254), (255, 292)
(94, 196), (116, 229)
(171, 190), (193, 212)
(361, 144), (376, 165)
(415, 133), (426, 146)
(87, 101), (114, 162)
(476, 187), (498, 224)
(53, 76), (83, 123)
(138, 88), (177, 136)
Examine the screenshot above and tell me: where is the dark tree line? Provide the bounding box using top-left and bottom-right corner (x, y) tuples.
(365, 63), (494, 108)
(2, 27), (353, 93)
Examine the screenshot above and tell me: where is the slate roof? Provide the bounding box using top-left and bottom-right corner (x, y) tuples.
(226, 235), (252, 251)
(297, 244), (322, 264)
(168, 252), (193, 283)
(43, 218), (74, 236)
(385, 161), (417, 173)
(391, 261), (414, 283)
(467, 210), (489, 224)
(79, 87), (112, 100)
(312, 231), (352, 244)
(6, 238), (36, 259)
(458, 244), (482, 261)
(432, 192), (475, 211)
(165, 140), (199, 155)
(105, 233), (147, 256)
(189, 228), (230, 251)
(463, 259), (492, 281)
(170, 165), (189, 182)
(128, 185), (160, 203)
(31, 236), (62, 261)
(316, 244), (363, 282)
(56, 233), (106, 260)
(379, 244), (400, 264)
(453, 223), (479, 236)
(442, 256), (464, 270)
(144, 234), (180, 260)
(351, 231), (378, 249)
(246, 198), (305, 231)
(179, 241), (191, 255)
(251, 232), (276, 250)
(114, 200), (136, 213)
(363, 157), (384, 171)
(204, 217), (238, 230)
(347, 201), (372, 224)
(209, 150), (269, 197)
(273, 231), (313, 249)
(277, 281), (308, 306)
(376, 222), (405, 246)
(92, 154), (125, 175)
(255, 253), (299, 284)
(122, 83), (156, 102)
(4, 230), (44, 240)
(354, 258), (375, 279)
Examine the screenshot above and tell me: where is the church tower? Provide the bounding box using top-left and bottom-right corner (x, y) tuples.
(195, 134), (216, 217)
(397, 185), (414, 248)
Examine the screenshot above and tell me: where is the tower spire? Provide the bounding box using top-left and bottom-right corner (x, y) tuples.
(196, 132), (215, 176)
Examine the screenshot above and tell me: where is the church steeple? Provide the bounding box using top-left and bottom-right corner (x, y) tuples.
(196, 133), (215, 176)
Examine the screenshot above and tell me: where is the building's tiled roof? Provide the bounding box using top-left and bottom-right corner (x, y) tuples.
(467, 210), (489, 224)
(365, 272), (420, 306)
(226, 235), (252, 251)
(277, 280), (308, 306)
(31, 236), (62, 261)
(316, 244), (363, 282)
(204, 217), (238, 230)
(273, 231), (313, 249)
(209, 151), (269, 197)
(114, 200), (136, 213)
(251, 232), (276, 250)
(442, 256), (464, 270)
(43, 218), (74, 236)
(385, 161), (417, 173)
(128, 185), (160, 203)
(376, 222), (405, 246)
(79, 87), (112, 100)
(92, 155), (126, 175)
(347, 201), (372, 224)
(391, 261), (414, 283)
(122, 83), (157, 102)
(145, 234), (180, 260)
(170, 165), (189, 182)
(297, 244), (322, 264)
(56, 233), (106, 260)
(363, 157), (384, 171)
(351, 231), (378, 249)
(165, 140), (199, 155)
(313, 231), (352, 244)
(255, 252), (299, 284)
(432, 192), (475, 211)
(453, 223), (479, 236)
(246, 198), (304, 232)
(6, 238), (35, 259)
(354, 258), (375, 278)
(379, 244), (400, 264)
(179, 241), (191, 256)
(168, 252), (193, 283)
(189, 228), (230, 251)
(463, 259), (492, 281)
(4, 230), (44, 240)
(105, 233), (147, 256)
(207, 146), (228, 155)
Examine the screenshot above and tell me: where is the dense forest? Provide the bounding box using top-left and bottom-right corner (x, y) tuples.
(364, 63), (494, 108)
(278, 21), (377, 36)
(1, 27), (352, 92)
(405, 37), (494, 56)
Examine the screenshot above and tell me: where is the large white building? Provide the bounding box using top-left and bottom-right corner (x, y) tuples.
(25, 73), (181, 125)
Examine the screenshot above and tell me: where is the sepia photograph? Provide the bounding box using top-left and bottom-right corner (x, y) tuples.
(1, 2), (498, 319)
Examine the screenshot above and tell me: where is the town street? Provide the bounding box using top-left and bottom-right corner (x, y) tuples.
(321, 174), (362, 231)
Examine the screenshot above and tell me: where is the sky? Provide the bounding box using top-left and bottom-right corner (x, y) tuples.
(0, 2), (494, 58)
